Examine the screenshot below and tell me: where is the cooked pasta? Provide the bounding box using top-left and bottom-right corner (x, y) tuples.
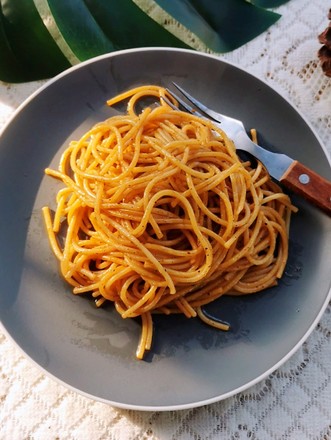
(43, 85), (296, 359)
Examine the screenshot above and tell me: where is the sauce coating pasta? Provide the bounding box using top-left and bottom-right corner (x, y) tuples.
(43, 85), (296, 359)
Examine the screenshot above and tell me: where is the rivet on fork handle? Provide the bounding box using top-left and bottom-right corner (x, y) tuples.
(299, 174), (310, 184)
(280, 161), (331, 216)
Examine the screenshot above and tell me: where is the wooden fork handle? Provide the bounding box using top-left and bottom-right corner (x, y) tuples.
(280, 161), (331, 216)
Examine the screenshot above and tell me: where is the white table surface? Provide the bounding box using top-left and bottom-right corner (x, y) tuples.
(1, 0), (330, 438)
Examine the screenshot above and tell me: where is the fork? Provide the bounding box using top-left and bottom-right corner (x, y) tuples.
(164, 83), (331, 216)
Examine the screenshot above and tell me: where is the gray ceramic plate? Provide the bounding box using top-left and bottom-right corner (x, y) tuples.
(1, 48), (330, 411)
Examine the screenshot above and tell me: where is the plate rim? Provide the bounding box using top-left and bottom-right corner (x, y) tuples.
(1, 46), (331, 411)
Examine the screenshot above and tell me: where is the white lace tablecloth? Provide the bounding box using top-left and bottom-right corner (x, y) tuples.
(1, 0), (330, 438)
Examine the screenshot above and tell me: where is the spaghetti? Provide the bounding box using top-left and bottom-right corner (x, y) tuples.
(43, 85), (296, 359)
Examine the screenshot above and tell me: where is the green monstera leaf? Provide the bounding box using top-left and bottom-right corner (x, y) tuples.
(1, 0), (70, 81)
(151, 0), (281, 53)
(250, 0), (290, 7)
(0, 0), (291, 83)
(83, 0), (189, 50)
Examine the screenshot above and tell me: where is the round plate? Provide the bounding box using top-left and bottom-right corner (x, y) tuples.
(1, 48), (330, 411)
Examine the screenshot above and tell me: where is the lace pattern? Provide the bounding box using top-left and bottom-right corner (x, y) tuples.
(0, 0), (330, 438)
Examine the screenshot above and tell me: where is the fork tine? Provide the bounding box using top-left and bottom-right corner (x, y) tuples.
(161, 94), (194, 113)
(172, 82), (222, 122)
(160, 95), (178, 110)
(164, 88), (206, 120)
